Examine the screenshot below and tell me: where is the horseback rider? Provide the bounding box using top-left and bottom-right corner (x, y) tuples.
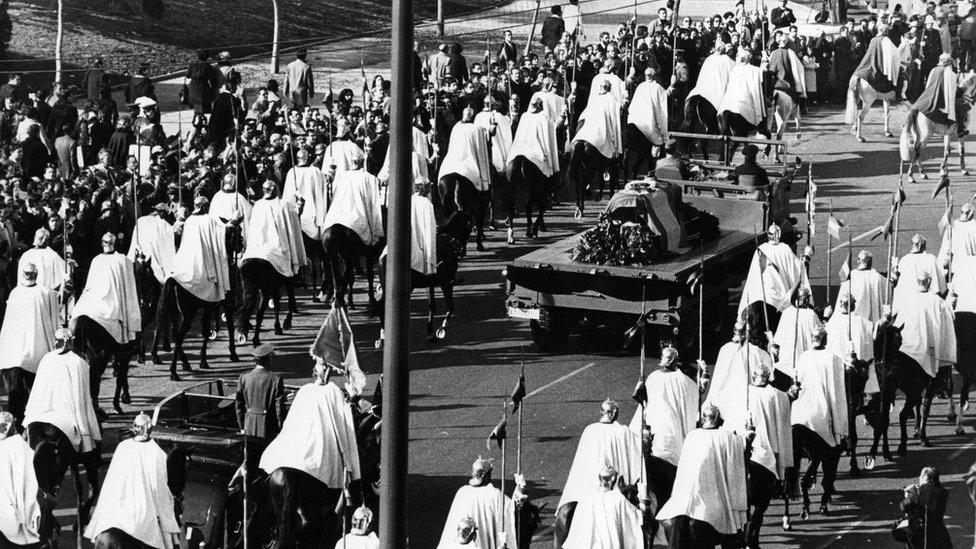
(241, 179), (308, 279)
(561, 464), (643, 548)
(685, 43), (734, 128)
(909, 53), (959, 128)
(626, 66), (669, 178)
(0, 411), (42, 546)
(324, 118), (366, 174)
(211, 173), (252, 240)
(892, 272), (957, 382)
(767, 31), (808, 114)
(323, 155), (385, 248)
(656, 403), (753, 548)
(738, 224), (810, 334)
(0, 262), (60, 425)
(438, 107), (491, 252)
(938, 201), (976, 273)
(833, 250), (886, 322)
(437, 457), (517, 549)
(335, 505), (380, 549)
(70, 232), (142, 348)
(506, 96), (560, 239)
(893, 233), (948, 304)
(708, 320), (778, 421)
(283, 147), (329, 243)
(771, 286), (823, 382)
(18, 228), (65, 291)
(127, 202), (177, 286)
(825, 293), (880, 396)
(167, 195), (231, 303)
(84, 413), (186, 549)
(718, 49), (768, 133)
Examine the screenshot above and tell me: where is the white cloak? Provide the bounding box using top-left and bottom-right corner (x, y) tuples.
(881, 36), (902, 86)
(0, 436), (41, 545)
(656, 428), (748, 534)
(938, 219), (976, 272)
(951, 255), (976, 313)
(283, 165), (330, 240)
(628, 80), (669, 145)
(324, 139), (366, 173)
(0, 283), (59, 373)
(436, 484), (517, 549)
(738, 241), (811, 316)
(825, 311), (879, 394)
(168, 214), (230, 303)
(529, 89), (567, 122)
(378, 150), (430, 186)
(505, 110), (560, 178)
(474, 111), (513, 173)
(72, 252), (141, 344)
(562, 489), (643, 549)
(706, 341), (774, 428)
(84, 438), (180, 549)
(892, 290), (956, 377)
(574, 92), (623, 158)
(24, 350), (101, 453)
(836, 268), (886, 322)
(127, 215), (176, 284)
(410, 194), (438, 274)
(323, 169), (385, 247)
(439, 123), (492, 192)
(772, 306), (823, 379)
(588, 72), (628, 105)
(737, 384), (793, 479)
(688, 53), (735, 110)
(18, 246), (65, 290)
(791, 349), (848, 447)
(558, 422), (646, 509)
(628, 368), (698, 467)
(412, 125), (432, 162)
(895, 251), (947, 306)
(719, 63), (766, 126)
(334, 532), (380, 549)
(259, 382), (361, 487)
(241, 197), (308, 277)
(210, 189), (252, 238)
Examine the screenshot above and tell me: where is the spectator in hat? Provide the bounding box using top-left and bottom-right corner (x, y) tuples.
(285, 49), (315, 108)
(125, 62), (155, 103)
(185, 50), (220, 115)
(20, 125), (50, 179)
(733, 144), (770, 187)
(216, 50), (235, 88)
(235, 343), (287, 441)
(86, 57), (107, 101)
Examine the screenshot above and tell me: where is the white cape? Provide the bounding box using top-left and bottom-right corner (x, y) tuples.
(24, 350), (101, 453)
(529, 89), (567, 122)
(0, 284), (59, 373)
(772, 306), (823, 378)
(558, 422), (646, 509)
(562, 489), (643, 549)
(719, 63), (766, 126)
(324, 140), (366, 173)
(84, 438), (180, 549)
(738, 384), (793, 479)
(706, 342), (774, 428)
(791, 349), (848, 447)
(378, 150), (430, 186)
(505, 110), (560, 178)
(283, 166), (330, 240)
(474, 111), (513, 173)
(688, 53), (735, 110)
(894, 251), (947, 305)
(168, 214), (230, 303)
(436, 484), (517, 549)
(0, 436), (41, 545)
(241, 197), (308, 277)
(18, 247), (65, 290)
(574, 92), (623, 158)
(836, 268), (886, 322)
(628, 369), (697, 467)
(410, 194), (438, 274)
(259, 382), (361, 487)
(439, 123), (492, 191)
(656, 428), (748, 534)
(72, 253), (141, 344)
(951, 255), (976, 313)
(210, 190), (252, 238)
(589, 72), (628, 105)
(892, 290), (956, 377)
(628, 80), (669, 145)
(938, 219), (976, 273)
(323, 170), (385, 246)
(334, 532), (380, 549)
(738, 241), (810, 316)
(127, 215), (176, 284)
(825, 311), (879, 394)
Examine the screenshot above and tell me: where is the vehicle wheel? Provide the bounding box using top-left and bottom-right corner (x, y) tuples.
(530, 307), (570, 351)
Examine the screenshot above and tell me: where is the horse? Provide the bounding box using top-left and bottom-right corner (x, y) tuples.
(676, 94), (721, 159)
(553, 477), (644, 549)
(953, 310), (976, 435)
(863, 319), (940, 464)
(322, 224), (370, 309)
(766, 90), (801, 163)
(567, 139), (616, 218)
(506, 156), (550, 240)
(716, 110), (772, 162)
(845, 75), (895, 143)
(70, 315), (138, 416)
(623, 123), (661, 180)
(898, 72), (976, 181)
(437, 173), (483, 254)
(369, 231), (460, 344)
(132, 256), (168, 364)
(236, 258), (295, 347)
(91, 447), (191, 549)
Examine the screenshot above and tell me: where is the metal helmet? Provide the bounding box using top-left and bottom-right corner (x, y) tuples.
(597, 463), (619, 490)
(599, 398), (620, 422)
(132, 412), (153, 439)
(351, 505), (374, 535)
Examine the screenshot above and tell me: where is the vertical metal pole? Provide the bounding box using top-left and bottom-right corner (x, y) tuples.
(379, 0), (413, 545)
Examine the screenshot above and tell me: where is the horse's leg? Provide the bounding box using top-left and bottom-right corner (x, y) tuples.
(71, 463), (87, 529)
(439, 282), (454, 339)
(919, 382), (936, 447)
(224, 299), (239, 362)
(847, 413), (861, 477)
(941, 133), (952, 176)
(898, 397), (914, 456)
(960, 137), (970, 175)
(272, 289), (284, 335)
(856, 96), (870, 142)
(283, 279), (295, 330)
(425, 286), (436, 342)
(553, 503), (576, 549)
(253, 291), (268, 346)
(883, 99), (893, 137)
(112, 355), (129, 414)
(882, 396), (893, 461)
(199, 306), (211, 370)
(169, 309), (194, 381)
(947, 371), (957, 423)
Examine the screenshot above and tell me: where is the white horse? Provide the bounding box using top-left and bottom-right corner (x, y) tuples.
(845, 75), (895, 142)
(766, 90), (801, 162)
(899, 72), (976, 182)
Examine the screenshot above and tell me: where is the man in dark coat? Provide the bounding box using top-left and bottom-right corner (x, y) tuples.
(207, 82), (245, 150)
(833, 25), (855, 103)
(124, 62), (155, 103)
(540, 6), (565, 52)
(734, 144), (770, 186)
(184, 50), (219, 115)
(770, 0), (796, 30)
(911, 54), (956, 127)
(45, 84), (78, 140)
(20, 125), (50, 179)
(85, 57), (107, 101)
(899, 467), (951, 549)
(235, 343), (287, 440)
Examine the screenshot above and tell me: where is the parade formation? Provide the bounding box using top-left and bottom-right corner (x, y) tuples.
(2, 0), (976, 546)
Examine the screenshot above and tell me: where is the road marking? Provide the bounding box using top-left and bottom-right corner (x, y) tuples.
(829, 228), (881, 253)
(950, 441), (975, 460)
(525, 362), (597, 400)
(813, 516), (871, 549)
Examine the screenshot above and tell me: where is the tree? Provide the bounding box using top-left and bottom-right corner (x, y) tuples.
(0, 1), (12, 59)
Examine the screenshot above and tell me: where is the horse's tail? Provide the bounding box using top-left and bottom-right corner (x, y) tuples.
(845, 76), (861, 125)
(900, 109), (920, 163)
(156, 278), (177, 337)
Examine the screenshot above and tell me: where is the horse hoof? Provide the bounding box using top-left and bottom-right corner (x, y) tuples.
(897, 444), (908, 456)
(800, 509), (809, 520)
(857, 136), (866, 143)
(849, 465), (862, 477)
(283, 318), (292, 330)
(865, 457), (876, 470)
(436, 327), (447, 339)
(884, 453), (894, 462)
(137, 356), (145, 365)
(426, 333), (437, 343)
(152, 355), (162, 366)
(574, 209), (583, 219)
(163, 342), (172, 352)
(956, 426), (966, 436)
(795, 133), (802, 141)
(962, 170), (971, 176)
(252, 339), (261, 347)
(947, 413), (957, 423)
(113, 402), (123, 415)
(274, 326), (284, 336)
(921, 438), (932, 448)
(199, 362), (210, 370)
(920, 172), (929, 180)
(170, 374), (181, 382)
(312, 294), (321, 303)
(782, 516), (792, 530)
(237, 334), (247, 345)
(267, 298), (276, 310)
(229, 352), (240, 363)
(476, 242), (486, 252)
(121, 393), (131, 405)
(819, 505), (829, 516)
(95, 407), (109, 422)
(885, 131), (894, 138)
(208, 330), (218, 341)
(374, 339), (384, 349)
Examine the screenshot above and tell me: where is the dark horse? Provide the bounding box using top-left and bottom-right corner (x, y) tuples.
(132, 256), (168, 365)
(716, 109), (772, 162)
(508, 156), (551, 239)
(91, 447), (191, 549)
(677, 95), (721, 160)
(567, 138), (616, 218)
(369, 231), (460, 343)
(953, 310), (976, 436)
(321, 224), (382, 308)
(70, 315), (138, 415)
(437, 173), (483, 254)
(236, 258), (295, 347)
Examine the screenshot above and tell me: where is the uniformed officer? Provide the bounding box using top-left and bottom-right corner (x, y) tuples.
(733, 144), (771, 187)
(234, 343), (286, 440)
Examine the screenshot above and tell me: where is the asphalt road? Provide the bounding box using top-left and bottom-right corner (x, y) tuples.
(23, 104), (969, 548)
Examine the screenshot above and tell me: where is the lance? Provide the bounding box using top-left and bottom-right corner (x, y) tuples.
(360, 48), (369, 114)
(847, 228), (853, 350)
(517, 345), (524, 474)
(243, 436), (249, 549)
(672, 0), (682, 78)
(177, 108), (183, 206)
(697, 247), (705, 419)
(524, 0), (542, 57)
(499, 401), (508, 546)
(826, 199), (832, 307)
(752, 227), (772, 340)
(945, 186), (954, 284)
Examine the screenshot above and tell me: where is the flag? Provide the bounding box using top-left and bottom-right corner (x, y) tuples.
(510, 374), (526, 413)
(938, 202), (953, 235)
(827, 215), (844, 240)
(932, 174), (950, 200)
(686, 267), (703, 295)
(839, 246), (852, 281)
(897, 183), (907, 205)
(632, 376), (647, 405)
(757, 247), (780, 274)
(623, 312), (648, 349)
(870, 195), (898, 242)
(487, 415), (507, 450)
(805, 170), (817, 220)
(373, 375), (383, 405)
(310, 306), (366, 396)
